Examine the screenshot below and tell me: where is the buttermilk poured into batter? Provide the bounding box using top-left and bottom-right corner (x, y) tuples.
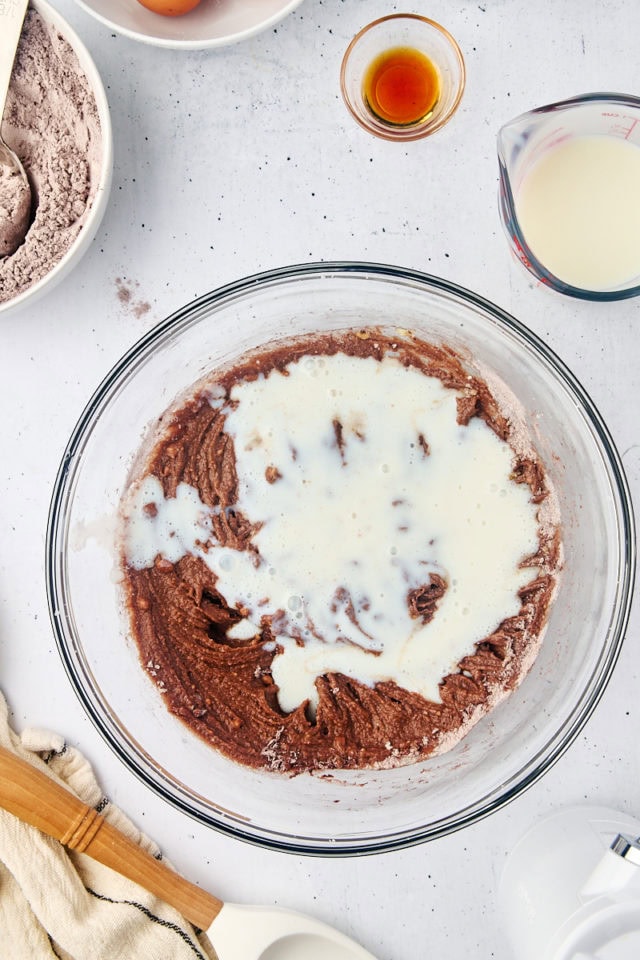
(120, 330), (561, 773)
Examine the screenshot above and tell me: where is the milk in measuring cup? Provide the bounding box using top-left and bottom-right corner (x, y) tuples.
(515, 134), (640, 291)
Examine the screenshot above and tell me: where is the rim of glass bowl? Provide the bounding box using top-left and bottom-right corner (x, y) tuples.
(46, 261), (636, 856)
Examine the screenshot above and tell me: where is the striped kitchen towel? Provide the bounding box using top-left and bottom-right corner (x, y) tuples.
(0, 691), (217, 960)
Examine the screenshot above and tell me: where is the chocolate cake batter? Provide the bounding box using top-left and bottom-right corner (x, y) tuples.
(120, 330), (561, 773)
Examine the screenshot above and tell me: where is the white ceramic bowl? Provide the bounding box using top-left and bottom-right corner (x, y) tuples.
(72, 0), (303, 50)
(0, 0), (112, 319)
(47, 263), (635, 855)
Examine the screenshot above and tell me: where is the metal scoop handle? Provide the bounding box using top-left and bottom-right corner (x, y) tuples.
(611, 833), (640, 867)
(579, 829), (640, 901)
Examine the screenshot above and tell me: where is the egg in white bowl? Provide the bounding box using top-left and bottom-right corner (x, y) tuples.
(72, 0), (304, 50)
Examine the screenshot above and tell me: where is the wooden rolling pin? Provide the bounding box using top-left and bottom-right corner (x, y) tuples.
(0, 744), (221, 931)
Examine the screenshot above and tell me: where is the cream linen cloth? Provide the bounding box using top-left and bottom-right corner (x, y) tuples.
(0, 691), (217, 960)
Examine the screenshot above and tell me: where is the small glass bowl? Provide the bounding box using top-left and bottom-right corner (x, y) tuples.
(340, 14), (465, 141)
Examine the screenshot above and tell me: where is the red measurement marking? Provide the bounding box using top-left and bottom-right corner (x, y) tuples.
(619, 117), (639, 139)
(512, 234), (550, 285)
(513, 234), (532, 268)
(603, 112), (639, 139)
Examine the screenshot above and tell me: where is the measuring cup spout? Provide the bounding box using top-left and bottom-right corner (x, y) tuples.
(497, 113), (533, 164)
(495, 114), (533, 274)
(496, 105), (546, 189)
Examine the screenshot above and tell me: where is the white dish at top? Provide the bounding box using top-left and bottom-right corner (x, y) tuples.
(72, 0), (304, 49)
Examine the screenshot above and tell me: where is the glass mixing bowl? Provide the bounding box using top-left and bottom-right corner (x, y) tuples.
(46, 263), (635, 855)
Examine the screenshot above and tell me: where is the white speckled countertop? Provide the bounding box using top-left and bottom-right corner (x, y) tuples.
(1, 1), (639, 957)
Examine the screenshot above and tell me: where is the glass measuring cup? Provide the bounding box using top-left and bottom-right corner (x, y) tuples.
(497, 93), (640, 300)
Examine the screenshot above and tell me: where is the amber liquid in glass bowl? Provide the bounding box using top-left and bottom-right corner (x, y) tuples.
(363, 46), (440, 126)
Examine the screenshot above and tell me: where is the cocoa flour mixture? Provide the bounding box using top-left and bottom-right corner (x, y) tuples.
(0, 9), (102, 304)
(120, 330), (562, 774)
